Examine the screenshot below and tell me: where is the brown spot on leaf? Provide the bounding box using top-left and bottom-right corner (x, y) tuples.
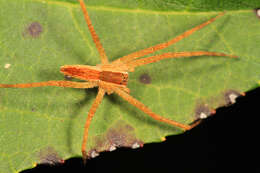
(23, 22), (43, 38)
(38, 147), (64, 165)
(194, 104), (215, 120)
(88, 120), (143, 157)
(255, 8), (260, 18)
(224, 90), (245, 105)
(139, 73), (151, 84)
(106, 123), (136, 147)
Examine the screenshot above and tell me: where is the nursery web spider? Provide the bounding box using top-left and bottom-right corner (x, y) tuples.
(0, 0), (236, 160)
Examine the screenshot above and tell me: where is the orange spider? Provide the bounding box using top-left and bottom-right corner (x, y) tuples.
(0, 0), (236, 160)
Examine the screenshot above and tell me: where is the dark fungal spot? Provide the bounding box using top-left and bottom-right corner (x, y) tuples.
(139, 73), (151, 84)
(38, 147), (64, 165)
(106, 124), (135, 147)
(194, 104), (215, 120)
(24, 22), (43, 38)
(255, 8), (260, 18)
(224, 90), (245, 105)
(106, 123), (144, 149)
(88, 120), (143, 157)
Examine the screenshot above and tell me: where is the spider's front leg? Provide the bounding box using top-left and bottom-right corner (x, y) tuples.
(113, 12), (226, 64)
(78, 0), (109, 65)
(127, 51), (237, 70)
(0, 81), (98, 88)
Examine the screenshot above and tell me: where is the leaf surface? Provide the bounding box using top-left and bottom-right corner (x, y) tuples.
(0, 0), (260, 172)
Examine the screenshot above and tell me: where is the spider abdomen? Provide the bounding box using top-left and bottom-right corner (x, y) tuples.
(100, 71), (128, 86)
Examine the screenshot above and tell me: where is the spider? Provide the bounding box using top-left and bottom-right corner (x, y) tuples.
(0, 0), (236, 160)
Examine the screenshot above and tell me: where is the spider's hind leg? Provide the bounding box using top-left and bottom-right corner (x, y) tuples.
(113, 87), (192, 131)
(81, 88), (105, 161)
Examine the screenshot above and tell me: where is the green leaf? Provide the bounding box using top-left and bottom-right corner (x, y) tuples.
(0, 0), (260, 172)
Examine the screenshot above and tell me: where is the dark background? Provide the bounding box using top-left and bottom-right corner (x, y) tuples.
(22, 87), (259, 173)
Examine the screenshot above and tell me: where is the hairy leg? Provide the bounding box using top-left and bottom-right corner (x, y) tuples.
(127, 51), (237, 69)
(78, 0), (109, 64)
(113, 87), (192, 131)
(113, 13), (225, 64)
(0, 81), (98, 88)
(81, 88), (105, 161)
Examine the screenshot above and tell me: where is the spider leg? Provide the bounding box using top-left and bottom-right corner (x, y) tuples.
(99, 81), (130, 94)
(81, 87), (105, 161)
(113, 87), (192, 131)
(0, 81), (97, 88)
(127, 51), (237, 69)
(78, 0), (109, 64)
(113, 12), (225, 64)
